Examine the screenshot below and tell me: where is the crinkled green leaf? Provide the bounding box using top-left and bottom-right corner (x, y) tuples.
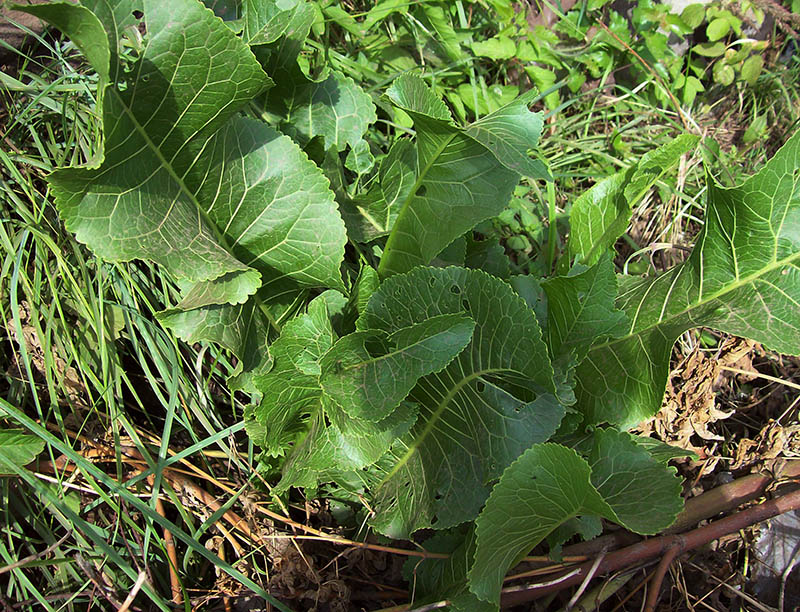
(245, 292), (342, 455)
(577, 130), (800, 427)
(252, 1), (376, 152)
(463, 89), (549, 180)
(469, 444), (615, 603)
(278, 398), (418, 490)
(320, 314), (475, 422)
(568, 134), (699, 266)
(469, 431), (683, 604)
(357, 267), (560, 536)
(378, 76), (546, 278)
(0, 429), (45, 474)
(542, 256), (628, 361)
(588, 429), (684, 535)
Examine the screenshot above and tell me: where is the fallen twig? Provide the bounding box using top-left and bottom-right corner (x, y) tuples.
(0, 531), (70, 576)
(501, 487), (800, 607)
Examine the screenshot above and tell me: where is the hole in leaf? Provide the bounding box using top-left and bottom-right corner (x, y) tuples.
(416, 185), (427, 197)
(462, 299), (470, 312)
(141, 74), (150, 83)
(450, 285), (461, 295)
(476, 381), (485, 393)
(132, 9), (143, 18)
(428, 277), (436, 288)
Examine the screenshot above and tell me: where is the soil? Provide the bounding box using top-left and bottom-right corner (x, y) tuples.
(0, 0), (46, 63)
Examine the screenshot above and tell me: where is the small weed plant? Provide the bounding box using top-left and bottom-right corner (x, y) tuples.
(6, 0), (800, 609)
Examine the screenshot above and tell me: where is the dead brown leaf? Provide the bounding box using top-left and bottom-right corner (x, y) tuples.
(638, 337), (757, 468)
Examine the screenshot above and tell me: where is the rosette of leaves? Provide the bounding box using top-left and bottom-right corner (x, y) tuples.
(25, 0), (800, 610)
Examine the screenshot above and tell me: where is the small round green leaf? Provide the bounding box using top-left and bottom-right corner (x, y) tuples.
(713, 61), (735, 86)
(707, 17), (730, 41)
(680, 3), (706, 29)
(741, 54), (764, 85)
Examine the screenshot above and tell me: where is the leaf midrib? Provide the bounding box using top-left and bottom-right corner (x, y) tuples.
(376, 366), (509, 489)
(589, 250), (800, 354)
(112, 79), (236, 257)
(378, 129), (459, 276)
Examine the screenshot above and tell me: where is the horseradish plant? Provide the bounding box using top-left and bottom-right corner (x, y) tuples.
(22, 0), (800, 608)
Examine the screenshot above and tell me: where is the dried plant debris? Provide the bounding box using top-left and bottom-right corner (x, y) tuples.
(638, 337), (757, 465)
(733, 420), (800, 470)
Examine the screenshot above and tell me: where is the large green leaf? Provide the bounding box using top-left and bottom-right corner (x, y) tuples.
(567, 134), (699, 266)
(468, 430), (682, 604)
(247, 291), (474, 484)
(588, 428), (683, 534)
(378, 76), (546, 278)
(542, 256), (628, 361)
(30, 0), (347, 312)
(469, 444), (615, 603)
(277, 397), (418, 490)
(245, 291), (344, 455)
(576, 129), (800, 427)
(356, 267), (561, 536)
